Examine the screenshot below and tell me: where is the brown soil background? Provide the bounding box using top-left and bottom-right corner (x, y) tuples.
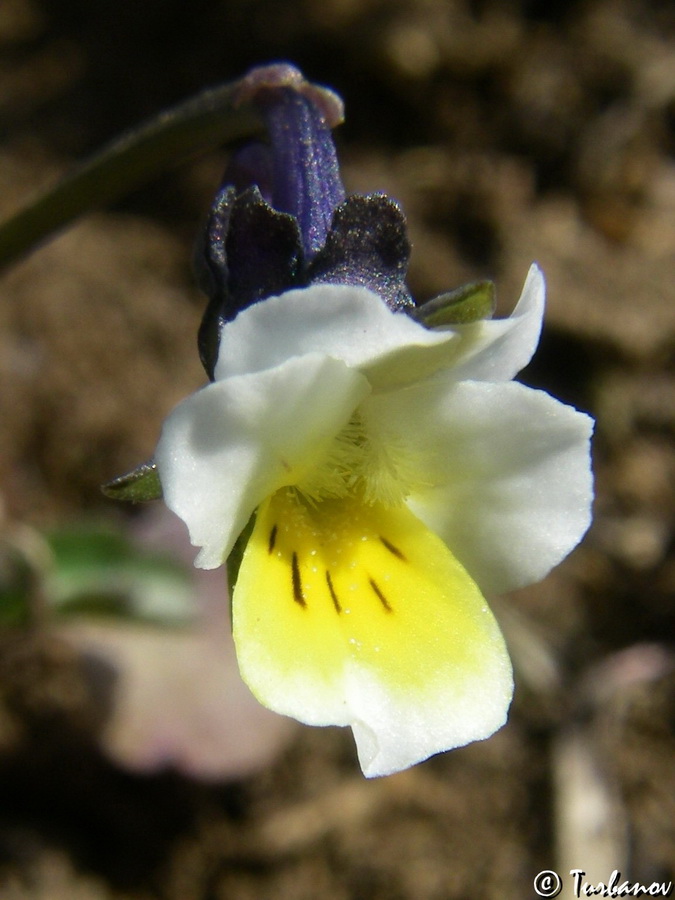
(1, 0), (674, 897)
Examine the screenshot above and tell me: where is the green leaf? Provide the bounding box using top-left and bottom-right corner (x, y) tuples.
(412, 280), (496, 328)
(101, 460), (162, 503)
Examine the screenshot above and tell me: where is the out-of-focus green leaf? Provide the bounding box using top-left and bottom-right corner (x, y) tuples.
(0, 546), (34, 627)
(46, 526), (194, 626)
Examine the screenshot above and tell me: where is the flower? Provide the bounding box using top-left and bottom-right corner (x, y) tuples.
(155, 263), (593, 776)
(129, 64), (593, 777)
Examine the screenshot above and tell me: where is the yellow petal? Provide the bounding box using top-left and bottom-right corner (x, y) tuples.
(233, 488), (512, 775)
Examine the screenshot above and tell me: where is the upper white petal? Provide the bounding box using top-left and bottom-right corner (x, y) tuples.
(363, 378), (594, 594)
(214, 283), (460, 389)
(443, 263), (546, 382)
(155, 353), (370, 568)
(214, 267), (544, 393)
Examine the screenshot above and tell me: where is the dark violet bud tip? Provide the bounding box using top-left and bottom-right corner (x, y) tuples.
(196, 187), (304, 379)
(229, 63), (346, 258)
(308, 195), (414, 312)
(194, 185), (234, 302)
(225, 187), (304, 316)
(258, 88), (346, 258)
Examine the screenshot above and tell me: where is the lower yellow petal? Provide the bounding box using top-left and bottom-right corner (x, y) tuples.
(232, 488), (512, 775)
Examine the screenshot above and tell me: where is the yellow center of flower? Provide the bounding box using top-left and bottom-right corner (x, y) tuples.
(233, 485), (500, 707)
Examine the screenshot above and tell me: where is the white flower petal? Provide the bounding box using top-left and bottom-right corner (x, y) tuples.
(444, 263), (546, 382)
(214, 283), (459, 388)
(364, 378), (594, 594)
(346, 649), (512, 778)
(156, 353), (370, 568)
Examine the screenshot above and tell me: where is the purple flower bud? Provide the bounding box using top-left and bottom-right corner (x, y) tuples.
(195, 64), (413, 380)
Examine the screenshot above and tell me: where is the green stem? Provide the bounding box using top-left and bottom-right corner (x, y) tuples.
(0, 82), (263, 272)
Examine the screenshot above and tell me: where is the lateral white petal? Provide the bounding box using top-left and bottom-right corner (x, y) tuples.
(214, 284), (458, 388)
(364, 378), (594, 594)
(443, 263), (546, 382)
(155, 353), (370, 569)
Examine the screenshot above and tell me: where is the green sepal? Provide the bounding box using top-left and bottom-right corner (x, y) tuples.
(225, 512), (256, 596)
(412, 280), (496, 328)
(101, 460), (162, 503)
